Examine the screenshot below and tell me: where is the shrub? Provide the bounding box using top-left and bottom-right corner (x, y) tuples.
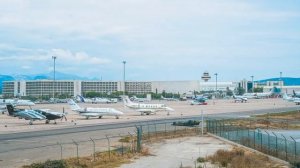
(197, 157), (205, 163)
(23, 160), (68, 168)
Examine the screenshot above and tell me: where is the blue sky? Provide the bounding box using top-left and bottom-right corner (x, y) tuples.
(0, 0), (299, 81)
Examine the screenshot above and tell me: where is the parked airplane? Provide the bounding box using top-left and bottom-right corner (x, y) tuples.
(130, 96), (149, 102)
(0, 105), (6, 114)
(161, 96), (178, 101)
(283, 93), (300, 105)
(293, 90), (300, 98)
(33, 109), (67, 124)
(67, 99), (123, 119)
(92, 97), (113, 104)
(6, 104), (67, 124)
(123, 96), (174, 115)
(6, 104), (46, 125)
(0, 99), (35, 107)
(190, 97), (207, 105)
(233, 95), (248, 103)
(76, 95), (93, 103)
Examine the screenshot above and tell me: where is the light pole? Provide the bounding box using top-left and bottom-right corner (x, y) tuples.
(280, 72), (282, 93)
(251, 75), (254, 93)
(52, 56), (57, 100)
(214, 73), (218, 92)
(123, 61), (126, 96)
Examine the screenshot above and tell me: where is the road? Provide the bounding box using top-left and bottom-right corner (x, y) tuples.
(0, 106), (298, 167)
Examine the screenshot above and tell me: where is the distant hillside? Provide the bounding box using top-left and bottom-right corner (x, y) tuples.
(0, 72), (98, 93)
(257, 77), (300, 86)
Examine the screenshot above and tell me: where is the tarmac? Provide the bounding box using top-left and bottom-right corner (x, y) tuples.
(0, 98), (298, 134)
(0, 98), (298, 167)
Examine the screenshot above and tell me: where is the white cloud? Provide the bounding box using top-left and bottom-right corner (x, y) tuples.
(50, 49), (110, 65)
(0, 1), (299, 80)
(21, 65), (31, 69)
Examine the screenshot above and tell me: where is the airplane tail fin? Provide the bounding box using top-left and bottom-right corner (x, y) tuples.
(77, 95), (85, 103)
(68, 99), (81, 110)
(282, 93), (289, 100)
(6, 104), (15, 116)
(123, 96), (133, 106)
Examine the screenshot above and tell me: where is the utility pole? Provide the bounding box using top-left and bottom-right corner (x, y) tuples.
(251, 75), (254, 93)
(214, 73), (218, 92)
(280, 72), (282, 93)
(123, 61), (126, 96)
(52, 56), (57, 100)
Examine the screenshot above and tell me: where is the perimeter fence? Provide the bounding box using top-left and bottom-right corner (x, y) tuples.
(1, 118), (203, 167)
(207, 119), (300, 166)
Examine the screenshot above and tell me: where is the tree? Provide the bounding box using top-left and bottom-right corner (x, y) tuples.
(253, 87), (263, 93)
(235, 87), (245, 95)
(226, 87), (233, 96)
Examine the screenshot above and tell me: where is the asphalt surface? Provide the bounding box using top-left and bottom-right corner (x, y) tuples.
(0, 106), (297, 143)
(0, 106), (298, 167)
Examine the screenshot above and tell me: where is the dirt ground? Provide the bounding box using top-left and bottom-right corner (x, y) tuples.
(0, 99), (297, 134)
(120, 135), (232, 168)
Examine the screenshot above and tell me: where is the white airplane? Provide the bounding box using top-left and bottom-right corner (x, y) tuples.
(0, 105), (6, 114)
(161, 96), (178, 101)
(0, 99), (35, 107)
(123, 96), (174, 115)
(76, 95), (93, 103)
(293, 90), (300, 98)
(92, 97), (113, 104)
(242, 91), (273, 99)
(283, 93), (300, 105)
(233, 95), (248, 103)
(67, 99), (123, 119)
(130, 96), (149, 102)
(242, 93), (258, 99)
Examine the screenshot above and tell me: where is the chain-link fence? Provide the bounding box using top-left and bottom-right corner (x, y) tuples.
(1, 118), (204, 167)
(207, 119), (300, 165)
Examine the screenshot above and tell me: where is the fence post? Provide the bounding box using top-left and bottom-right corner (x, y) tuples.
(201, 110), (204, 136)
(254, 129), (256, 149)
(72, 139), (79, 164)
(165, 121), (167, 137)
(136, 126), (142, 152)
(118, 134), (124, 156)
(264, 131), (270, 154)
(206, 120), (210, 133)
(259, 129), (263, 151)
(247, 129), (250, 147)
(90, 137), (96, 161)
(155, 123), (157, 138)
(105, 135), (111, 160)
(57, 142), (63, 160)
(281, 134), (288, 161)
(147, 122), (150, 140)
(290, 136), (297, 162)
(272, 132), (278, 157)
(128, 132), (134, 153)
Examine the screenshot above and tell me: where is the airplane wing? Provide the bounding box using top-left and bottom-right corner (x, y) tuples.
(79, 112), (102, 117)
(136, 109), (157, 113)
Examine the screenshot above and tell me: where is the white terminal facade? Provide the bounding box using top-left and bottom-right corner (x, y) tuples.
(2, 80), (237, 97)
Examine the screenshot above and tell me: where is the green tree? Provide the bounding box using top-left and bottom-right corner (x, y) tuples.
(253, 87), (263, 93)
(226, 87), (233, 96)
(235, 87), (245, 95)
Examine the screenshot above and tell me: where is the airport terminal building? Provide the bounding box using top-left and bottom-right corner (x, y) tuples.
(2, 80), (237, 97)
